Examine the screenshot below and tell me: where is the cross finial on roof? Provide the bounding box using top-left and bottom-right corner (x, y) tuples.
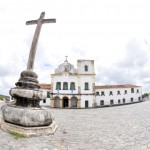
(65, 56), (68, 61)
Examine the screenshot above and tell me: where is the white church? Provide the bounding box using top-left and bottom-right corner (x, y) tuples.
(40, 58), (142, 108)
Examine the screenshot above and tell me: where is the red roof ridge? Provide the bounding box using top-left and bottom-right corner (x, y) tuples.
(95, 84), (141, 89)
(39, 83), (51, 90)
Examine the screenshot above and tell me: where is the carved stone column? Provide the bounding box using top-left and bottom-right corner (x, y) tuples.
(77, 99), (81, 108)
(50, 99), (55, 108)
(60, 99), (63, 108)
(69, 99), (71, 108)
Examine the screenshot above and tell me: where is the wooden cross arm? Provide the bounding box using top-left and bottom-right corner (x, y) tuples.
(42, 19), (56, 23)
(26, 20), (37, 25)
(26, 19), (56, 25)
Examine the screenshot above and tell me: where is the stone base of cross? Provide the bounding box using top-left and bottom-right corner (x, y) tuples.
(1, 12), (57, 136)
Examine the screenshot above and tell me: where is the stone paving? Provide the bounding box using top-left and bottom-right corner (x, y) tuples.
(1, 101), (150, 150)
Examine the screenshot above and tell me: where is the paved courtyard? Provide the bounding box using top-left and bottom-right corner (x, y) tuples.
(1, 101), (150, 150)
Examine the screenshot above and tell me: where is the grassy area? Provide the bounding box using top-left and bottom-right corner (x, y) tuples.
(9, 131), (27, 139)
(0, 96), (4, 101)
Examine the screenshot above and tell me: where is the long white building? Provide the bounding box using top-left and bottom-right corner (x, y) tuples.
(40, 58), (142, 108)
(95, 85), (142, 107)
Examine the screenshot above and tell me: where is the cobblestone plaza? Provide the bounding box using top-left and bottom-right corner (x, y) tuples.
(1, 101), (150, 150)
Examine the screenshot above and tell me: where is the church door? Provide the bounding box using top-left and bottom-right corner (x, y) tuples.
(123, 99), (125, 104)
(85, 100), (89, 108)
(63, 98), (69, 108)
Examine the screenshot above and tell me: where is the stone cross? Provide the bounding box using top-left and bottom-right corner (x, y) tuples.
(65, 56), (68, 61)
(26, 12), (56, 70)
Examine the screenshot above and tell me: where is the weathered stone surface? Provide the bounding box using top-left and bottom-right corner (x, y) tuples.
(1, 12), (57, 136)
(15, 70), (39, 88)
(1, 118), (57, 137)
(2, 105), (52, 127)
(10, 88), (46, 100)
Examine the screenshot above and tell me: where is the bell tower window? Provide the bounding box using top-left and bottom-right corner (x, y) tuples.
(85, 65), (88, 72)
(84, 82), (89, 90)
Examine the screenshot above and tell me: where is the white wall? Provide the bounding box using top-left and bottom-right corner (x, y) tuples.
(77, 60), (95, 74)
(80, 95), (94, 108)
(78, 60), (95, 108)
(95, 87), (142, 106)
(52, 74), (78, 95)
(40, 89), (51, 106)
(79, 75), (95, 93)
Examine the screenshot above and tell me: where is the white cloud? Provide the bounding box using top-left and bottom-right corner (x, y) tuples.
(96, 37), (150, 92)
(1, 0), (150, 95)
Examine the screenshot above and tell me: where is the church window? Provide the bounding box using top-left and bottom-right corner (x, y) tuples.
(63, 82), (68, 90)
(85, 65), (88, 72)
(131, 88), (134, 93)
(137, 89), (139, 93)
(101, 91), (105, 96)
(56, 82), (61, 90)
(131, 98), (133, 102)
(117, 91), (121, 95)
(109, 91), (113, 96)
(85, 82), (89, 90)
(70, 82), (75, 90)
(124, 90), (127, 94)
(43, 99), (46, 103)
(47, 91), (50, 98)
(118, 99), (121, 104)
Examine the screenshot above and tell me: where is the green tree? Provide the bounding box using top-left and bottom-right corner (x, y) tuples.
(0, 96), (4, 100)
(142, 93), (149, 98)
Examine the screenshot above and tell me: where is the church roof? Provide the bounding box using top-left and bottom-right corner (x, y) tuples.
(39, 84), (51, 90)
(95, 84), (141, 89)
(54, 58), (77, 74)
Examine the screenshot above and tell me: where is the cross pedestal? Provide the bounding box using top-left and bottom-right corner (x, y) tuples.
(1, 12), (57, 136)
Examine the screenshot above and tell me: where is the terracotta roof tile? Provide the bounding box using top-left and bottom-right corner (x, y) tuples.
(95, 84), (141, 89)
(39, 83), (51, 90)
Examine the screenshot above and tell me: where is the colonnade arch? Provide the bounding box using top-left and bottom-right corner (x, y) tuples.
(53, 96), (78, 108)
(70, 96), (78, 108)
(54, 96), (60, 108)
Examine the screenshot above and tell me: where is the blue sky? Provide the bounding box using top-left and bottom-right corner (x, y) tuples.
(1, 0), (150, 95)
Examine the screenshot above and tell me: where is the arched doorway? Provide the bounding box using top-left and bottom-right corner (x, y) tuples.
(63, 97), (69, 108)
(54, 96), (60, 108)
(71, 97), (78, 108)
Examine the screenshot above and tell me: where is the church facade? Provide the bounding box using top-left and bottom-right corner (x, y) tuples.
(40, 59), (142, 108)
